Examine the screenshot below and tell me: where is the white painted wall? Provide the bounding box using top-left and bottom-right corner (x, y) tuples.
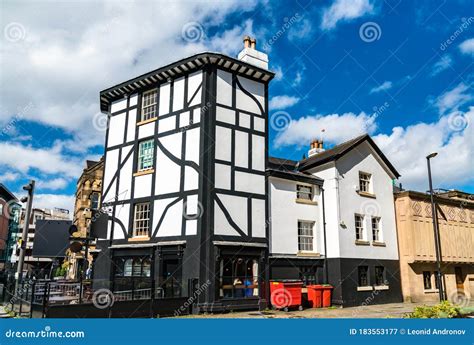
(269, 177), (321, 255)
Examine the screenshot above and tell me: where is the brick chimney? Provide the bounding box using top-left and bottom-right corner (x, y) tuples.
(308, 139), (325, 157)
(238, 35), (269, 70)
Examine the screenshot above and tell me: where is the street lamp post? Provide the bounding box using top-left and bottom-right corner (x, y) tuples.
(426, 153), (444, 302)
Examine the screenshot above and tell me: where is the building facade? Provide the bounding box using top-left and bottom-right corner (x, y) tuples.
(0, 183), (20, 274)
(268, 136), (403, 307)
(94, 37), (272, 312)
(395, 190), (474, 303)
(67, 159), (104, 279)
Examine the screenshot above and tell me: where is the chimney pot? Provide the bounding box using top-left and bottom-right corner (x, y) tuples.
(243, 36), (251, 49)
(250, 38), (256, 49)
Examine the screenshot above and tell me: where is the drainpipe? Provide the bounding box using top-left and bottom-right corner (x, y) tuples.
(322, 186), (329, 284)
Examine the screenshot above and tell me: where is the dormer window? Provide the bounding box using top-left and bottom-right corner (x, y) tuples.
(141, 89), (157, 121)
(359, 172), (371, 193)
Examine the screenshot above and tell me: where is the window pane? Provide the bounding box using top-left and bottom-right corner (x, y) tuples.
(298, 221), (314, 251)
(358, 266), (368, 286)
(138, 140), (154, 171)
(423, 271), (432, 290)
(133, 202), (150, 237)
(141, 90), (157, 121)
(375, 266), (385, 285)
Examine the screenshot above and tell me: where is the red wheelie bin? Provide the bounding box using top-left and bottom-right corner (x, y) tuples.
(321, 284), (333, 307)
(270, 280), (303, 311)
(306, 285), (323, 308)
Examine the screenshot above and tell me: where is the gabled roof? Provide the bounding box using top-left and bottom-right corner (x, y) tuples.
(100, 52), (275, 112)
(268, 156), (298, 171)
(298, 134), (400, 178)
(0, 183), (18, 202)
(267, 157), (323, 185)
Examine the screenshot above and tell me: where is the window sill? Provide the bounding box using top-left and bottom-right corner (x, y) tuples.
(355, 240), (370, 246)
(357, 286), (373, 291)
(296, 251), (320, 257)
(423, 289), (439, 294)
(134, 169), (154, 177)
(357, 191), (376, 199)
(372, 241), (386, 247)
(374, 285), (389, 290)
(137, 117), (157, 126)
(128, 236), (150, 242)
(295, 199), (318, 206)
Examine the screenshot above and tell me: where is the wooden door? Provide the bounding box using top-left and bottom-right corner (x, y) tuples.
(454, 267), (464, 292)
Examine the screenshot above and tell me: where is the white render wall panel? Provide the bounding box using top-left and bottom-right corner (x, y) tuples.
(186, 219), (197, 236)
(155, 134), (182, 195)
(138, 122), (154, 139)
(215, 163), (231, 190)
(172, 77), (185, 112)
(117, 145), (133, 201)
(158, 115), (175, 133)
(187, 71), (203, 107)
(216, 106), (235, 125)
(234, 171), (265, 195)
(254, 116), (265, 133)
(114, 203), (130, 240)
(216, 69), (232, 106)
(218, 194), (247, 234)
(192, 108), (201, 124)
(252, 135), (265, 171)
(185, 127), (200, 164)
(236, 76), (265, 114)
(159, 82), (171, 115)
(235, 131), (249, 168)
(185, 194), (199, 215)
(239, 113), (251, 128)
(184, 167), (198, 191)
(129, 94), (138, 107)
(179, 111), (190, 128)
(215, 126), (231, 162)
(126, 109), (137, 142)
(134, 174), (152, 198)
(103, 148), (119, 200)
(154, 199), (183, 237)
(252, 199), (266, 238)
(214, 200), (239, 236)
(108, 113), (126, 147)
(111, 98), (127, 113)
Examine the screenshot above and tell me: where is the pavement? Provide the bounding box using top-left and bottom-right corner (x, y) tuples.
(177, 301), (474, 319)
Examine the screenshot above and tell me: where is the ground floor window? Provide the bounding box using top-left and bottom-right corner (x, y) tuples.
(423, 271), (432, 290)
(219, 256), (259, 299)
(299, 266), (319, 285)
(158, 257), (182, 298)
(358, 266), (369, 286)
(375, 266), (385, 285)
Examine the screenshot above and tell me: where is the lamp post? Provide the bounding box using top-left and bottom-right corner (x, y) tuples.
(426, 153), (444, 302)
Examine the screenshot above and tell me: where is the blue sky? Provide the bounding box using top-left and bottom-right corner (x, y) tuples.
(0, 0), (473, 212)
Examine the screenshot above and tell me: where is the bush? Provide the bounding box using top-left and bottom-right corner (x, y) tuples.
(405, 301), (461, 318)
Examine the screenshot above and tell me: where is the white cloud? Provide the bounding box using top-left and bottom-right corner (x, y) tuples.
(430, 55), (452, 77)
(321, 0), (375, 30)
(0, 142), (83, 178)
(374, 107), (473, 190)
(274, 111), (377, 148)
(459, 38), (474, 56)
(31, 194), (75, 216)
(270, 95), (300, 110)
(435, 82), (473, 114)
(0, 172), (20, 182)
(37, 178), (70, 191)
(369, 81), (393, 94)
(288, 18), (313, 41)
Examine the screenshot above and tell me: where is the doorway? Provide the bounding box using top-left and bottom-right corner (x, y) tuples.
(454, 267), (464, 293)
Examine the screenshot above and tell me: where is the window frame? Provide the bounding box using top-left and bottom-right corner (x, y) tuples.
(140, 89), (158, 122)
(375, 266), (386, 286)
(137, 139), (154, 172)
(354, 214), (365, 241)
(298, 220), (315, 252)
(296, 184), (313, 201)
(90, 192), (100, 210)
(359, 171), (372, 193)
(133, 202), (150, 237)
(423, 271), (432, 290)
(358, 266), (369, 287)
(371, 216), (381, 242)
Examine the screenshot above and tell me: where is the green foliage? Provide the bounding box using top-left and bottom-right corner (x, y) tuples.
(405, 301), (461, 319)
